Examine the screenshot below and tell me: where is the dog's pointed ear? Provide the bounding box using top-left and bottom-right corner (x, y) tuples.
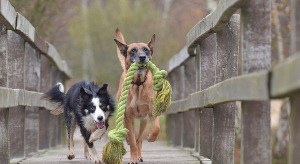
(114, 39), (128, 57)
(148, 34), (155, 55)
(80, 87), (92, 101)
(97, 84), (108, 95)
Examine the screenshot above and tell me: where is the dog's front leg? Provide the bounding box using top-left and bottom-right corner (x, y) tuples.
(125, 114), (139, 163)
(89, 128), (106, 143)
(89, 145), (102, 164)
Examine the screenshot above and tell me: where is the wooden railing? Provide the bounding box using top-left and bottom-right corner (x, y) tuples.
(0, 0), (71, 163)
(165, 0), (300, 163)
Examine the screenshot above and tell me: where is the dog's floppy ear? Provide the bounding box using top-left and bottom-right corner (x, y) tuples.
(148, 34), (155, 55)
(114, 39), (128, 57)
(80, 87), (92, 101)
(97, 83), (108, 95)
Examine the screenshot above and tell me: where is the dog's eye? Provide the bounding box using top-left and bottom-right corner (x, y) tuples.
(143, 48), (149, 52)
(130, 48), (137, 53)
(90, 106), (96, 111)
(100, 104), (106, 109)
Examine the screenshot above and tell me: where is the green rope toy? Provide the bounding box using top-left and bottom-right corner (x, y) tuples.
(102, 61), (172, 164)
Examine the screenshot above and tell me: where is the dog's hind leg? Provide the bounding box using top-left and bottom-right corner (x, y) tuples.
(65, 112), (76, 160)
(147, 117), (160, 142)
(136, 118), (147, 162)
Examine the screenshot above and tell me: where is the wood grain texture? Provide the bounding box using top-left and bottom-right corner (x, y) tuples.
(182, 58), (196, 148)
(0, 0), (17, 29)
(187, 0), (244, 55)
(24, 43), (40, 156)
(212, 14), (239, 164)
(240, 0), (272, 163)
(168, 47), (189, 72)
(288, 1), (300, 163)
(198, 34), (216, 159)
(7, 30), (25, 159)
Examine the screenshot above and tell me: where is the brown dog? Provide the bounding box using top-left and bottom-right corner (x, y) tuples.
(114, 29), (160, 163)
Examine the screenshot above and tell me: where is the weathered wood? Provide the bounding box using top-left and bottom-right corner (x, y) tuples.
(7, 30), (25, 159)
(288, 1), (300, 163)
(0, 23), (9, 163)
(271, 54), (300, 98)
(0, 0), (17, 29)
(39, 55), (52, 149)
(198, 34), (216, 159)
(168, 47), (189, 72)
(24, 43), (40, 156)
(182, 58), (196, 148)
(47, 43), (72, 78)
(16, 13), (35, 43)
(0, 24), (7, 86)
(240, 0), (272, 163)
(212, 14), (239, 163)
(0, 109), (9, 163)
(49, 68), (59, 147)
(187, 0), (244, 55)
(169, 66), (185, 146)
(194, 46), (201, 154)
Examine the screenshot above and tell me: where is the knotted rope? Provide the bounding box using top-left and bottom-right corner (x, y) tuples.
(102, 61), (172, 164)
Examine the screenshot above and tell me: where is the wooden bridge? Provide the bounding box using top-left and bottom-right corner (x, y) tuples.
(0, 0), (300, 163)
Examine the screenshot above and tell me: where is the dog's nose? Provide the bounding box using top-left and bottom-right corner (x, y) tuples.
(139, 55), (146, 61)
(97, 116), (103, 121)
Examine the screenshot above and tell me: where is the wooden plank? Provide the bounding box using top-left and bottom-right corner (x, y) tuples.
(271, 53), (300, 98)
(0, 0), (17, 29)
(168, 47), (189, 72)
(212, 14), (239, 163)
(24, 43), (40, 156)
(166, 70), (269, 115)
(47, 43), (72, 78)
(7, 30), (25, 159)
(194, 46), (201, 153)
(16, 13), (35, 43)
(183, 58), (196, 148)
(240, 0), (272, 163)
(198, 34), (216, 159)
(186, 0), (244, 55)
(0, 87), (56, 109)
(288, 0), (300, 163)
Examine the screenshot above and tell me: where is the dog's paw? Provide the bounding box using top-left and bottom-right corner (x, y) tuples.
(67, 154), (75, 160)
(138, 157), (143, 162)
(146, 133), (158, 142)
(92, 157), (102, 164)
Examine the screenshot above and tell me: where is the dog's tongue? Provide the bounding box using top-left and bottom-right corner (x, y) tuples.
(96, 121), (105, 129)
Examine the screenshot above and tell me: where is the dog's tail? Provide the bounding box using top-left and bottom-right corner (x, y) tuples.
(115, 28), (126, 70)
(42, 82), (65, 115)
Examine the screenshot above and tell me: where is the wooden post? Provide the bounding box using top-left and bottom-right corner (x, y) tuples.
(182, 57), (196, 148)
(24, 42), (40, 156)
(166, 74), (175, 145)
(198, 34), (217, 159)
(288, 0), (300, 163)
(7, 30), (25, 159)
(170, 66), (185, 146)
(0, 23), (9, 163)
(240, 0), (272, 163)
(39, 55), (52, 149)
(194, 45), (201, 153)
(212, 14), (239, 163)
(49, 68), (60, 147)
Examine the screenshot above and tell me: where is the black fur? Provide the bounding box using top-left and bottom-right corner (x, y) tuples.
(43, 81), (115, 149)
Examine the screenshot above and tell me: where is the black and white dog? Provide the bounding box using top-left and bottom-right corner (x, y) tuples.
(43, 81), (115, 163)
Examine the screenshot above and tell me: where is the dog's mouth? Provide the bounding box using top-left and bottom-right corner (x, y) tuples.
(95, 121), (105, 129)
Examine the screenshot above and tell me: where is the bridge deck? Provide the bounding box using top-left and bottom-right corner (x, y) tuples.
(19, 134), (199, 164)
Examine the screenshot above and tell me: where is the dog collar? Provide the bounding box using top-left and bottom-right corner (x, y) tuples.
(131, 69), (149, 86)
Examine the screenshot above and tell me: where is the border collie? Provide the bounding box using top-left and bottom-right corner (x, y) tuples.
(43, 81), (115, 163)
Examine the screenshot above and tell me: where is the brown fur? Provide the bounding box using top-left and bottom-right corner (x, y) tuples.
(114, 29), (160, 163)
